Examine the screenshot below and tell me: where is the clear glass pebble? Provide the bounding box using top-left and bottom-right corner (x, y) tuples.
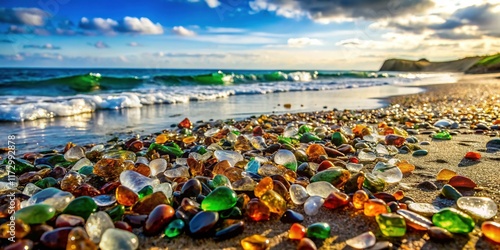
(120, 170), (159, 193)
(86, 211), (115, 243)
(306, 181), (339, 198)
(358, 151), (376, 162)
(72, 158), (93, 171)
(214, 150), (243, 167)
(346, 163), (364, 172)
(23, 183), (41, 196)
(457, 197), (498, 220)
(346, 231), (376, 249)
(64, 146), (86, 162)
(304, 196), (324, 216)
(372, 162), (403, 184)
(274, 149), (297, 171)
(149, 158), (167, 176)
(164, 166), (190, 179)
(93, 194), (117, 207)
(376, 144), (389, 156)
(290, 184), (309, 205)
(153, 182), (173, 199)
(99, 228), (139, 250)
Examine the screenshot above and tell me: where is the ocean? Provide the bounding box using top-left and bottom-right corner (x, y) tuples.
(0, 68), (459, 153)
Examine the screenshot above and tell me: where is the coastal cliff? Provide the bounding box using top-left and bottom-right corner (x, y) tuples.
(379, 54), (500, 73)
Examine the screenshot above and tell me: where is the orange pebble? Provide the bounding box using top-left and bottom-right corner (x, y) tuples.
(436, 168), (457, 181)
(155, 134), (168, 144)
(396, 160), (415, 174)
(133, 163), (151, 177)
(393, 190), (405, 201)
(399, 203), (408, 210)
(378, 122), (388, 128)
(482, 221), (500, 244)
(364, 199), (388, 217)
(306, 144), (327, 163)
(246, 199), (270, 222)
(254, 177), (274, 198)
(289, 223), (306, 240)
(116, 185), (139, 206)
(353, 190), (369, 210)
(182, 136), (196, 144)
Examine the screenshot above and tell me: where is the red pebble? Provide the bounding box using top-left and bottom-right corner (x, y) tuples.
(349, 157), (359, 163)
(253, 126), (264, 136)
(464, 151), (481, 161)
(178, 117), (192, 129)
(317, 160), (335, 172)
(114, 221), (133, 232)
(448, 175), (477, 188)
(323, 191), (350, 209)
(100, 181), (121, 194)
(385, 134), (406, 147)
(288, 223), (306, 240)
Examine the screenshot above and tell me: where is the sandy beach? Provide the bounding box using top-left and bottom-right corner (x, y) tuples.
(134, 74), (500, 250)
(1, 73), (500, 250)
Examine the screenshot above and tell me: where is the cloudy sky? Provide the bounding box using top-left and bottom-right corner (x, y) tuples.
(0, 0), (499, 69)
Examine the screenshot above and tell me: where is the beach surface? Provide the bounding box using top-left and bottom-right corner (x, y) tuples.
(135, 74), (500, 250)
(1, 73), (500, 250)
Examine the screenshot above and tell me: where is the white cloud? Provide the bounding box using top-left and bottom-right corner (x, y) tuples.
(172, 26), (196, 36)
(250, 0), (304, 19)
(249, 0), (434, 23)
(0, 8), (48, 26)
(79, 17), (118, 32)
(79, 16), (163, 35)
(119, 17), (163, 34)
(287, 37), (322, 47)
(205, 0), (220, 8)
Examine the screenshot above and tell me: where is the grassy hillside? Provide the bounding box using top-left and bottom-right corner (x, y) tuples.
(466, 53), (500, 74)
(477, 54), (500, 66)
(379, 57), (482, 72)
(379, 53), (500, 73)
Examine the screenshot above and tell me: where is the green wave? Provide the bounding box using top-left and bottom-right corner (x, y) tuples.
(0, 70), (393, 95)
(2, 73), (143, 93)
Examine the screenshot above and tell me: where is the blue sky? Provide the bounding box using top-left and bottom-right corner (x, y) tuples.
(0, 0), (498, 69)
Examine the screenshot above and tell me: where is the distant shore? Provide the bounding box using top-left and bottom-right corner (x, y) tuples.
(379, 54), (500, 74)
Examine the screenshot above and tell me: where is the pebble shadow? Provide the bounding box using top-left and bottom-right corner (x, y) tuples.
(458, 158), (481, 167)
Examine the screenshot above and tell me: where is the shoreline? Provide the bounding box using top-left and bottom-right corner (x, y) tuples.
(2, 83), (427, 155)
